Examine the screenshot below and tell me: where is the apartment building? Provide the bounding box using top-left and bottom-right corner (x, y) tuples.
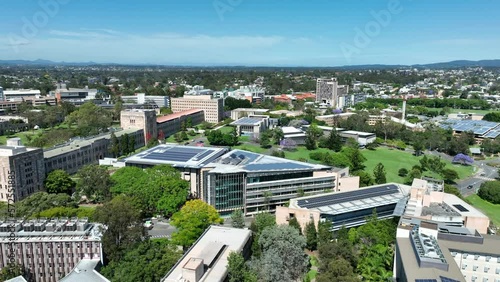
(0, 218), (103, 282)
(316, 78), (349, 108)
(170, 95), (223, 123)
(121, 93), (170, 108)
(0, 138), (45, 202)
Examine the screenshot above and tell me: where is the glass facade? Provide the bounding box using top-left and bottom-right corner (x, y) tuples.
(247, 171), (313, 183)
(321, 203), (397, 228)
(207, 172), (245, 213)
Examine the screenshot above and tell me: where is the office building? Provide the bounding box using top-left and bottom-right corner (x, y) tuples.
(315, 112), (355, 126)
(276, 183), (410, 231)
(230, 115), (270, 136)
(395, 217), (500, 282)
(121, 93), (170, 108)
(0, 86), (3, 101)
(123, 144), (229, 196)
(227, 85), (266, 104)
(0, 138), (45, 202)
(55, 88), (98, 103)
(120, 144), (356, 215)
(0, 218), (103, 282)
(338, 130), (376, 146)
(405, 178), (490, 234)
(3, 89), (42, 101)
(171, 95), (223, 123)
(43, 128), (144, 175)
(162, 226), (252, 282)
(281, 126), (307, 145)
(156, 109), (204, 138)
(230, 108), (269, 120)
(316, 78), (349, 108)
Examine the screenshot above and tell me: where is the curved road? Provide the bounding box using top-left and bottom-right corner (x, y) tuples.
(456, 159), (498, 196)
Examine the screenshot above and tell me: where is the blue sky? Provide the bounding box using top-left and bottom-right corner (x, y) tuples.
(0, 0), (499, 66)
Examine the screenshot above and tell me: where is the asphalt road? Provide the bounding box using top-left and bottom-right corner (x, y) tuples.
(147, 218), (176, 239)
(456, 160), (498, 196)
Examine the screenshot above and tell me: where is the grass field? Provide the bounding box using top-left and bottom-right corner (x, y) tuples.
(362, 147), (473, 183)
(285, 147), (331, 164)
(466, 195), (500, 226)
(234, 143), (269, 154)
(0, 129), (44, 145)
(218, 126), (235, 134)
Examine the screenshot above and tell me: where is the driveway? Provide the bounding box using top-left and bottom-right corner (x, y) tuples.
(147, 218), (177, 239)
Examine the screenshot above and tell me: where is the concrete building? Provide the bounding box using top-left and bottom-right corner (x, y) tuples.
(162, 226), (252, 282)
(171, 95), (223, 123)
(55, 88), (98, 103)
(315, 112), (355, 126)
(405, 178), (490, 234)
(43, 129), (144, 175)
(276, 183), (409, 231)
(23, 96), (57, 107)
(316, 78), (349, 108)
(230, 115), (270, 136)
(119, 144), (355, 215)
(123, 145), (229, 197)
(338, 130), (376, 146)
(394, 217), (500, 282)
(0, 86), (4, 101)
(0, 138), (45, 202)
(120, 109), (158, 143)
(230, 108), (269, 120)
(227, 85), (265, 104)
(281, 126), (307, 145)
(121, 93), (170, 108)
(156, 109), (204, 138)
(0, 218), (103, 282)
(3, 89), (41, 101)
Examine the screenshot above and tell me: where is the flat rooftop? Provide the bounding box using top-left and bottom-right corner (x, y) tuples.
(231, 117), (265, 126)
(43, 128), (140, 159)
(207, 149), (329, 174)
(162, 226), (251, 282)
(60, 259), (109, 282)
(232, 108), (268, 112)
(290, 183), (410, 215)
(157, 109), (203, 123)
(125, 144), (228, 169)
(339, 130), (376, 137)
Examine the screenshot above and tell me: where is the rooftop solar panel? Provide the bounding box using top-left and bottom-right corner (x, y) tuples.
(439, 276), (460, 282)
(452, 204), (469, 212)
(194, 150), (213, 160)
(297, 184), (400, 209)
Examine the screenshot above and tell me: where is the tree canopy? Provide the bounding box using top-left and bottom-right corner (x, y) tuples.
(44, 169), (75, 194)
(94, 195), (145, 262)
(66, 101), (113, 136)
(478, 181), (500, 204)
(170, 200), (223, 248)
(76, 164), (113, 203)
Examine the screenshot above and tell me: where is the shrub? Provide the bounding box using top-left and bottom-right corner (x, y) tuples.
(398, 168), (408, 177)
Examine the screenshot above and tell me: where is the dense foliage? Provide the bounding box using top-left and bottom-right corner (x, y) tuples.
(206, 128), (239, 146)
(100, 239), (182, 282)
(44, 169), (75, 194)
(76, 164), (113, 203)
(111, 165), (190, 216)
(478, 181), (500, 204)
(170, 200), (223, 249)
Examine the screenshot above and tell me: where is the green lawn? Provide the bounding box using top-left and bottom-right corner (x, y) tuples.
(233, 143), (269, 154)
(285, 147), (332, 163)
(305, 255), (319, 281)
(218, 126), (235, 134)
(0, 129), (45, 145)
(362, 147), (473, 183)
(466, 194), (500, 226)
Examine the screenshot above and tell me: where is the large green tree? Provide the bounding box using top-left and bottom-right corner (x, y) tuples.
(66, 101), (113, 136)
(94, 195), (145, 262)
(305, 219), (318, 251)
(326, 129), (343, 152)
(317, 257), (360, 282)
(15, 192), (77, 218)
(111, 165), (189, 216)
(252, 225), (308, 282)
(44, 169), (75, 194)
(170, 200), (223, 248)
(230, 209), (245, 229)
(77, 164), (113, 203)
(227, 251), (257, 282)
(0, 263), (24, 281)
(100, 239), (182, 282)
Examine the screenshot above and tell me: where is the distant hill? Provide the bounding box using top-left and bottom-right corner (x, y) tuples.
(0, 59), (499, 69)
